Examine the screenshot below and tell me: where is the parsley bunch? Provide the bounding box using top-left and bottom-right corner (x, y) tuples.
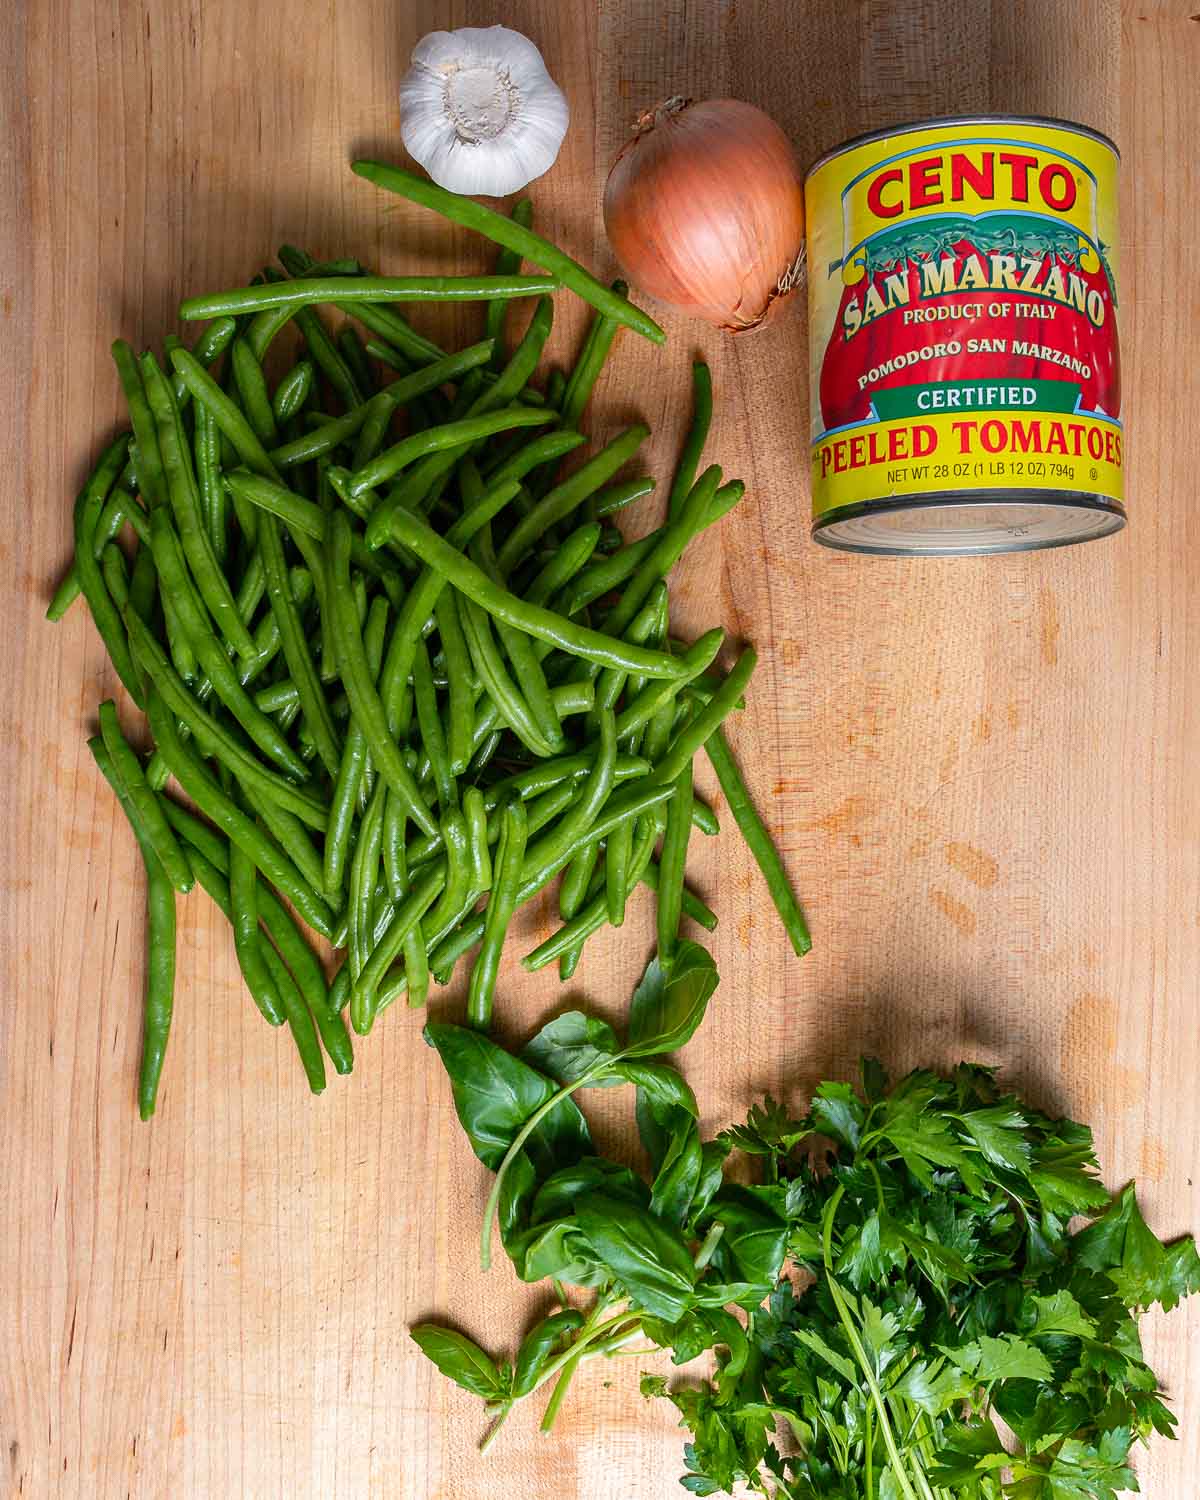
(648, 1061), (1198, 1499)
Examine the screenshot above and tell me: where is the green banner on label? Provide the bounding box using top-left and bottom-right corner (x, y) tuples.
(872, 379), (1081, 420)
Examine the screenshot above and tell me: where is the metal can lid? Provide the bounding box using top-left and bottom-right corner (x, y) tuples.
(811, 494), (1127, 557)
(804, 113), (1120, 181)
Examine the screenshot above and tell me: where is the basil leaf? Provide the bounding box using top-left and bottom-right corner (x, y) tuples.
(707, 1186), (789, 1289)
(618, 1060), (698, 1116)
(575, 1191), (698, 1323)
(410, 1325), (507, 1400)
(649, 1111), (703, 1228)
(424, 1022), (590, 1175)
(522, 1009), (621, 1085)
(625, 940), (718, 1058)
(512, 1309), (584, 1396)
(531, 1156), (650, 1223)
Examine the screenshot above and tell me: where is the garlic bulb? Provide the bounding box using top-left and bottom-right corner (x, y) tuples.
(399, 26), (569, 197)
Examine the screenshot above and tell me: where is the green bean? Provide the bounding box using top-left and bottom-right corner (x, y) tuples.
(495, 425), (649, 575)
(462, 787), (493, 896)
(253, 792), (326, 896)
(231, 338), (279, 446)
(141, 353), (258, 660)
(97, 700), (194, 893)
(147, 508), (310, 780)
(467, 730), (501, 780)
(382, 791), (408, 903)
(352, 866), (445, 1033)
(433, 592), (474, 775)
(393, 924), (425, 1009)
(351, 162), (664, 343)
(350, 779), (388, 982)
(145, 686), (336, 938)
(486, 430), (585, 487)
(326, 511), (436, 836)
(372, 478), (520, 745)
(323, 590), (386, 898)
(605, 464), (723, 642)
(87, 736), (176, 1119)
(523, 813), (661, 972)
(73, 434), (144, 705)
(100, 543), (130, 616)
(605, 817), (632, 928)
(192, 403), (227, 563)
(423, 809), (474, 950)
(459, 596), (554, 758)
(168, 346), (281, 483)
(524, 523), (601, 609)
(111, 341), (167, 510)
(272, 360), (315, 423)
(413, 636), (456, 809)
(362, 297), (555, 534)
(353, 406), (554, 507)
(612, 627), (724, 743)
(555, 532), (658, 619)
(337, 326), (375, 398)
(128, 540), (158, 623)
(668, 361), (713, 521)
(294, 305), (364, 410)
(705, 725), (810, 957)
(591, 580), (670, 735)
(485, 197), (533, 366)
(48, 475), (137, 622)
(649, 647), (756, 787)
(467, 798), (527, 1030)
(181, 274), (560, 320)
(559, 841), (599, 924)
(257, 510), (342, 778)
(639, 861), (718, 931)
(522, 708), (617, 876)
(365, 339), (410, 373)
(381, 508), (688, 679)
(226, 782), (286, 1026)
(561, 281), (626, 431)
(656, 755), (693, 966)
(691, 797), (719, 836)
(260, 942), (327, 1093)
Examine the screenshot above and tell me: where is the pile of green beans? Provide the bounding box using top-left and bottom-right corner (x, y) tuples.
(53, 176), (809, 1117)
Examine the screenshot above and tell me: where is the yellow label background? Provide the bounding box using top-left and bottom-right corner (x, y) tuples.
(811, 411), (1123, 515)
(804, 119), (1122, 515)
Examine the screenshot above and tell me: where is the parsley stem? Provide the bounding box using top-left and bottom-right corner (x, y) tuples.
(820, 1186), (930, 1500)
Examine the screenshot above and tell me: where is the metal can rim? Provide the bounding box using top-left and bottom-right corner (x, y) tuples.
(803, 113), (1120, 182)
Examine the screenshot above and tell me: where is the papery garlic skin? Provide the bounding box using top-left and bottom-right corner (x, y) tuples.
(400, 26), (569, 197)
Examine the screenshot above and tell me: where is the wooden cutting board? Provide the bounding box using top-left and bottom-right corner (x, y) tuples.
(3, 1), (1197, 1495)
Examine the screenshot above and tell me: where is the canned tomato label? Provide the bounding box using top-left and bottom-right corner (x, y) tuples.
(804, 115), (1124, 555)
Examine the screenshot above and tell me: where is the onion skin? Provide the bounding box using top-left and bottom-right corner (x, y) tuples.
(603, 97), (806, 333)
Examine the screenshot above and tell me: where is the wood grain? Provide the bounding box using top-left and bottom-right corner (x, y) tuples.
(3, 1), (1198, 1495)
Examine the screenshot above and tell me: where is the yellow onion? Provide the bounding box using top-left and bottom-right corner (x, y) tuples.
(603, 97), (806, 333)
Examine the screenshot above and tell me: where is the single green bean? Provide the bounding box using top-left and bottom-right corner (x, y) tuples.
(100, 543), (130, 616)
(459, 595), (555, 758)
(87, 736), (175, 1119)
(181, 274), (560, 320)
(656, 756), (694, 966)
(226, 779), (286, 1027)
(641, 861), (718, 931)
(524, 522), (601, 608)
(402, 922), (430, 1009)
(668, 361), (713, 521)
(73, 434), (144, 705)
(462, 787), (492, 896)
(349, 778), (388, 981)
(434, 592), (474, 776)
(351, 162), (664, 343)
(561, 281), (627, 431)
(231, 338), (279, 445)
(337, 326), (375, 398)
(111, 341), (167, 510)
(466, 798), (527, 1030)
(412, 636), (456, 809)
(705, 725), (810, 957)
(605, 818), (632, 928)
(192, 403), (227, 563)
(272, 359), (315, 423)
(382, 791), (408, 903)
(486, 429), (585, 487)
(260, 941), (327, 1093)
(485, 197), (533, 366)
(97, 700), (194, 893)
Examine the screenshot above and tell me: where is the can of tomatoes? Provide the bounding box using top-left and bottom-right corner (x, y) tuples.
(804, 116), (1124, 555)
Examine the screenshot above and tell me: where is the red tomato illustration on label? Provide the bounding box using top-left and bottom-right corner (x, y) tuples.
(818, 230), (1120, 432)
